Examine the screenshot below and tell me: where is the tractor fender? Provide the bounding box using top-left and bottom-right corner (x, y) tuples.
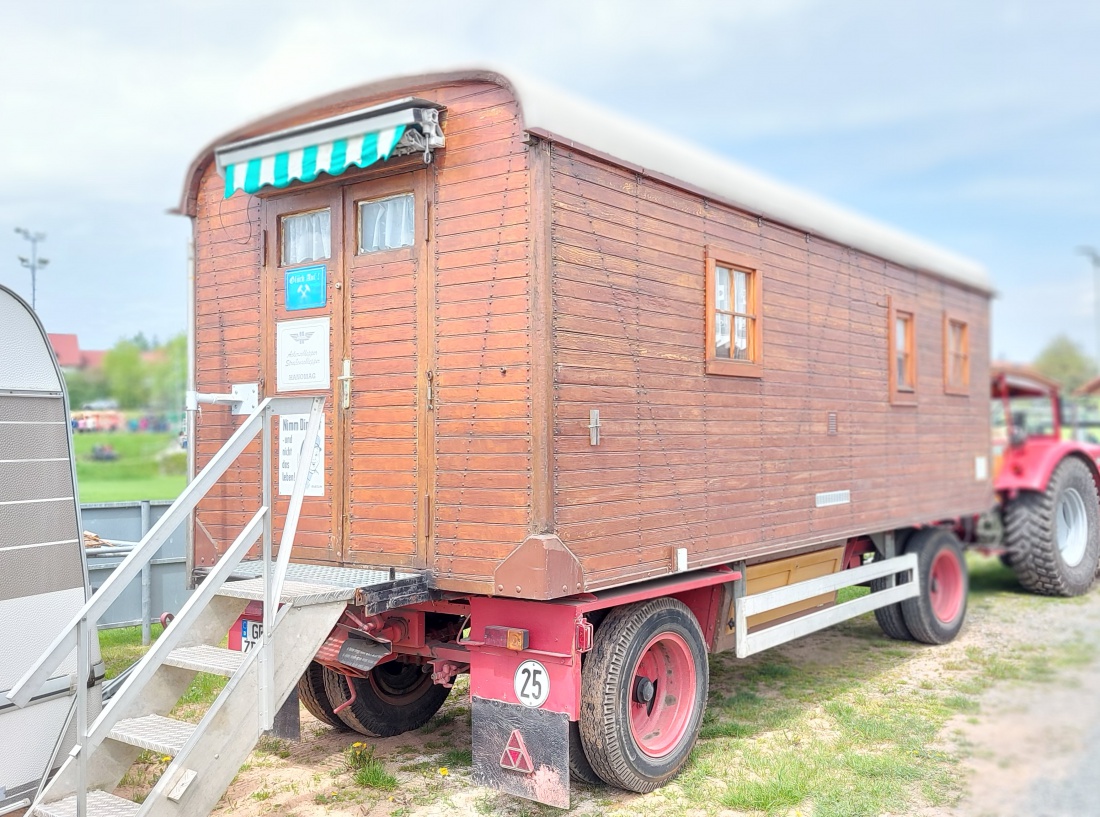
(996, 439), (1100, 497)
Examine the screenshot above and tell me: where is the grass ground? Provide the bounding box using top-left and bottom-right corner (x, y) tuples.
(95, 554), (1100, 817)
(72, 432), (186, 502)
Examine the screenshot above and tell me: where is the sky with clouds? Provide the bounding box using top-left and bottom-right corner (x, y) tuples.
(1, 0), (1097, 363)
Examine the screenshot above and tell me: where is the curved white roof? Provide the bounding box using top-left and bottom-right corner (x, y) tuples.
(500, 70), (992, 294)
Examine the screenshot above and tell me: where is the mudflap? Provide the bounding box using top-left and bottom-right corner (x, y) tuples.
(471, 696), (570, 808)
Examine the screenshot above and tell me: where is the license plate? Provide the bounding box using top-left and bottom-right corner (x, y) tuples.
(241, 619), (262, 652)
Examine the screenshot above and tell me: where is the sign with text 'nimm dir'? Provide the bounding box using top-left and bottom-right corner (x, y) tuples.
(284, 264), (326, 311)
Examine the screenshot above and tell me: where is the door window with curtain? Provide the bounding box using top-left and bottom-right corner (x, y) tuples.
(282, 208), (331, 265)
(359, 193), (415, 253)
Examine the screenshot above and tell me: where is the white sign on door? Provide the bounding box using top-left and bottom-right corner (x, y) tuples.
(278, 413), (324, 497)
(276, 316), (330, 392)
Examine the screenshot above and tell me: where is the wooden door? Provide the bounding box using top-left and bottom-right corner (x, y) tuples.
(262, 187), (346, 564)
(341, 173), (433, 568)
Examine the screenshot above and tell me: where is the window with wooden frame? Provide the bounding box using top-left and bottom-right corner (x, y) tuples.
(705, 247), (763, 377)
(943, 313), (969, 395)
(888, 296), (917, 405)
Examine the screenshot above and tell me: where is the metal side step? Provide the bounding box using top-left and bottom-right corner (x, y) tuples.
(217, 578), (357, 606)
(33, 791), (140, 817)
(225, 561), (435, 614)
(109, 714), (196, 756)
(164, 644), (245, 677)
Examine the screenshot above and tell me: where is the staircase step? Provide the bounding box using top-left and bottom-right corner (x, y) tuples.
(33, 790), (141, 817)
(164, 644), (246, 676)
(217, 577), (356, 606)
(109, 713), (196, 756)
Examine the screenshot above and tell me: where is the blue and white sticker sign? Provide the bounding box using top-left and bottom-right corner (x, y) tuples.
(284, 264), (327, 311)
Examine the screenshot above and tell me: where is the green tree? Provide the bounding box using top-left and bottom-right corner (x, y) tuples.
(63, 368), (109, 409)
(1033, 335), (1098, 392)
(148, 334), (187, 411)
(102, 339), (150, 409)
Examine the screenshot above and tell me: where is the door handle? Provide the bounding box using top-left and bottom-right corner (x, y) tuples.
(337, 359), (352, 410)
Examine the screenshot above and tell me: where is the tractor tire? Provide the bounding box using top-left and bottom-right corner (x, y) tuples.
(297, 661), (348, 730)
(322, 662), (451, 737)
(579, 598), (708, 793)
(1004, 457), (1100, 597)
(900, 528), (968, 645)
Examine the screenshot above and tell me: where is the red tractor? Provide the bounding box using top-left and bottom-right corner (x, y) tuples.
(983, 364), (1100, 595)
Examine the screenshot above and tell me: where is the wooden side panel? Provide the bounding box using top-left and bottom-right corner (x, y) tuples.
(431, 84), (534, 587)
(549, 146), (992, 591)
(191, 176), (263, 570)
(190, 80), (533, 591)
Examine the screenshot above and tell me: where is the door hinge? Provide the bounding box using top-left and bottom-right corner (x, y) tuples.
(338, 359), (352, 410)
(425, 371), (434, 411)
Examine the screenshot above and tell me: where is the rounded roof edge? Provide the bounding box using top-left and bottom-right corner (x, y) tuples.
(177, 66), (992, 294)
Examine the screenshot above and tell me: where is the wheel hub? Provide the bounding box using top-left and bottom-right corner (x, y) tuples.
(1056, 487), (1089, 568)
(628, 632), (697, 758)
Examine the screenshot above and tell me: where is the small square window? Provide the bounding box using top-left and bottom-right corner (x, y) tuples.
(888, 296), (917, 405)
(281, 208), (331, 266)
(706, 248), (763, 377)
(359, 193), (414, 254)
(944, 314), (970, 395)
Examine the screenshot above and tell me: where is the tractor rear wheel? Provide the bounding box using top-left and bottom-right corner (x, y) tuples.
(297, 661), (348, 730)
(579, 598), (708, 793)
(1004, 457), (1100, 597)
(323, 661), (451, 737)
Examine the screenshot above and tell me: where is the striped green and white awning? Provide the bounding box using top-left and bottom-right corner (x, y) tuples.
(215, 98), (444, 199)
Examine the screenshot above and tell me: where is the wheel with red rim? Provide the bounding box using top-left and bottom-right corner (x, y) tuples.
(322, 660), (451, 737)
(900, 527), (968, 645)
(579, 598), (708, 793)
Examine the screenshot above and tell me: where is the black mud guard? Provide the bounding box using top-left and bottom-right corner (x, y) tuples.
(471, 696), (570, 808)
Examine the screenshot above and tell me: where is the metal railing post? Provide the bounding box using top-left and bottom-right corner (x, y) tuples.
(140, 500), (152, 646)
(76, 616), (88, 817)
(260, 405), (274, 729)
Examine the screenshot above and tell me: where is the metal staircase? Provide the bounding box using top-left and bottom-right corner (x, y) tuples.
(9, 395), (347, 817)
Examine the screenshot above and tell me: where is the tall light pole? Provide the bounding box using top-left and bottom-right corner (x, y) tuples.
(14, 227), (49, 311)
(1079, 246), (1100, 366)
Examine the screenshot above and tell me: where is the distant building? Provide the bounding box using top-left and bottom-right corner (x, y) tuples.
(47, 333), (106, 372)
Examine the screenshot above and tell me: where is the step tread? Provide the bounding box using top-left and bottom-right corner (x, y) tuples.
(164, 644), (246, 676)
(33, 790), (141, 817)
(217, 577), (356, 605)
(109, 713), (196, 756)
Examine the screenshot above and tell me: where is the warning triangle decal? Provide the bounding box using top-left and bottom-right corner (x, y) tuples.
(500, 729), (534, 773)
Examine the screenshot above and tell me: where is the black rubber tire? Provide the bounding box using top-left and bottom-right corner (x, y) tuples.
(871, 531), (914, 641)
(569, 721), (604, 785)
(579, 598), (708, 793)
(1004, 457), (1100, 597)
(322, 662), (451, 737)
(297, 661), (349, 730)
(900, 528), (968, 645)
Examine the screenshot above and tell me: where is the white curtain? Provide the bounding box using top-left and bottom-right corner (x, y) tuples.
(282, 209), (331, 265)
(359, 194), (415, 253)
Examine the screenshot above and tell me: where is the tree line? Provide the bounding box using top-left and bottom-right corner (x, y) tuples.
(65, 333), (187, 411)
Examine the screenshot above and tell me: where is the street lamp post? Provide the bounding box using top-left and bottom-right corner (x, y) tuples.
(14, 227), (49, 311)
(1079, 246), (1100, 367)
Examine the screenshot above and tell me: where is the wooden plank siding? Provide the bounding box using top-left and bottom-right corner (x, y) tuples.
(189, 73), (991, 599)
(190, 81), (535, 590)
(547, 145), (991, 591)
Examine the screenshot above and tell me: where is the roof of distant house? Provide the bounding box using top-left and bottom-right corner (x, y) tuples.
(48, 333), (82, 368)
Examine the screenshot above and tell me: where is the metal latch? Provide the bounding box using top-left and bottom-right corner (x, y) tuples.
(425, 371), (435, 411)
(338, 359), (352, 410)
(589, 409), (601, 445)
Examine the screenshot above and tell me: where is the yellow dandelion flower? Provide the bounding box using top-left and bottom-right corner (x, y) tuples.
(438, 767), (449, 777)
(161, 756), (171, 763)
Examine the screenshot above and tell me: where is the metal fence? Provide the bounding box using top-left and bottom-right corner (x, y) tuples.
(82, 501), (190, 642)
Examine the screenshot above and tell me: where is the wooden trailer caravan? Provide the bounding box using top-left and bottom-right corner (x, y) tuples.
(12, 70), (995, 816)
(173, 69), (994, 807)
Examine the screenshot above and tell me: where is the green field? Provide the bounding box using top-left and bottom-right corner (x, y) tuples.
(73, 432), (187, 503)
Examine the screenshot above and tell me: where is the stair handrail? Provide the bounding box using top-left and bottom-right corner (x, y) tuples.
(10, 392), (324, 817)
